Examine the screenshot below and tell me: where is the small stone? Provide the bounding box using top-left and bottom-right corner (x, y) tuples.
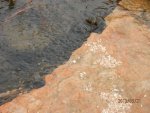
(72, 60), (77, 63)
(79, 72), (87, 80)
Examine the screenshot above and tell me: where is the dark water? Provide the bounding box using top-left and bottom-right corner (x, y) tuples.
(0, 0), (117, 105)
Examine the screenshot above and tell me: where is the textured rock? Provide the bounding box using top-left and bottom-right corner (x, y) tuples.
(0, 7), (150, 113)
(119, 0), (150, 11)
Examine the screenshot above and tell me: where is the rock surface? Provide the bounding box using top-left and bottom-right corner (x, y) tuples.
(0, 6), (150, 113)
(119, 0), (150, 11)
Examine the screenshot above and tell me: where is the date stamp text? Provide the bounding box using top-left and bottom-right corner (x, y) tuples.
(118, 99), (140, 103)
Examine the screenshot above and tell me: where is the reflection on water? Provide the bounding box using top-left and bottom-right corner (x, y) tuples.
(0, 0), (118, 105)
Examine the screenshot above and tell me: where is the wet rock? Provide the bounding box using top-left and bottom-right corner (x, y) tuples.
(85, 17), (98, 26)
(0, 6), (150, 113)
(32, 72), (45, 88)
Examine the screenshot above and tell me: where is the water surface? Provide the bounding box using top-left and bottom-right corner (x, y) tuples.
(0, 0), (117, 105)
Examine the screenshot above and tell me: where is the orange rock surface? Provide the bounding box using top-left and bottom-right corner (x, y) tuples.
(0, 7), (150, 113)
(119, 0), (150, 11)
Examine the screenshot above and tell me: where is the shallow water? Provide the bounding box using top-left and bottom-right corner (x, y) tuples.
(0, 0), (117, 105)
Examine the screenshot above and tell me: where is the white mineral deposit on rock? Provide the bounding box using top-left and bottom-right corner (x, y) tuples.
(85, 39), (122, 68)
(113, 88), (120, 92)
(72, 60), (77, 64)
(83, 82), (93, 92)
(99, 55), (122, 68)
(79, 72), (87, 80)
(85, 39), (106, 53)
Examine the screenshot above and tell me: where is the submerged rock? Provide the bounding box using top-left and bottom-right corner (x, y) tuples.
(0, 5), (150, 113)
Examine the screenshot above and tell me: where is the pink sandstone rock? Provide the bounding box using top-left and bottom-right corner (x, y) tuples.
(0, 7), (150, 113)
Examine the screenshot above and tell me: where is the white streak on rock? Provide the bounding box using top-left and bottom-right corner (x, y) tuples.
(85, 39), (122, 68)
